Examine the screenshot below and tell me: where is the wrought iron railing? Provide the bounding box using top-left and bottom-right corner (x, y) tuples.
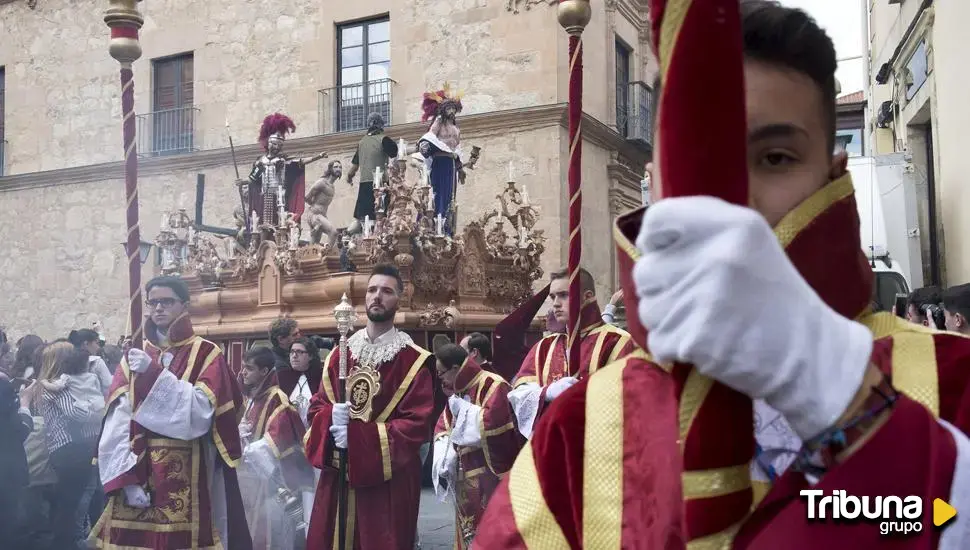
(318, 79), (394, 134)
(0, 139), (6, 176)
(616, 81), (654, 148)
(136, 106), (200, 157)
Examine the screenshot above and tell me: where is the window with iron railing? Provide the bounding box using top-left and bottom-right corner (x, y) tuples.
(324, 17), (392, 133)
(140, 53), (197, 156)
(617, 81), (654, 148)
(615, 39), (631, 135)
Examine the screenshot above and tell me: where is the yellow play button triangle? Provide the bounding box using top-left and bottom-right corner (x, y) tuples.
(933, 498), (957, 527)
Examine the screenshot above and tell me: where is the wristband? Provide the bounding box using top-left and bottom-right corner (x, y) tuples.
(794, 374), (898, 477)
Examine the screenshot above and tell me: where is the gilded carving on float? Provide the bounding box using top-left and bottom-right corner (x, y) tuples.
(153, 128), (546, 337)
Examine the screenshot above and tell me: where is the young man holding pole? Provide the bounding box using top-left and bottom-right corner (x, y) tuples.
(304, 264), (437, 549)
(476, 1), (970, 548)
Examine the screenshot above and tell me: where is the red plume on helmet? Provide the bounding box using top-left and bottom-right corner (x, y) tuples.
(257, 113), (296, 151)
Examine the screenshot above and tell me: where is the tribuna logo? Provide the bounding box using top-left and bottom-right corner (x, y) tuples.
(800, 490), (923, 536)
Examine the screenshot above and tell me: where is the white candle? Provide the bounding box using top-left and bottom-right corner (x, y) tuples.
(398, 138), (406, 160)
(364, 215), (371, 237)
(160, 214), (168, 231)
(519, 225), (527, 247)
(289, 226), (299, 249)
(251, 210), (259, 230)
(227, 239), (234, 259)
(374, 166), (383, 187)
(427, 190), (435, 211)
(508, 160), (515, 182)
(522, 184), (530, 206)
(436, 214), (444, 236)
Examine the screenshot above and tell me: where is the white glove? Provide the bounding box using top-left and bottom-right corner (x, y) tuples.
(545, 377), (579, 402)
(330, 424), (348, 449)
(634, 197), (873, 440)
(331, 403), (350, 427)
(448, 394), (472, 416)
(124, 485), (151, 508)
(238, 420), (253, 445)
(126, 348), (152, 374)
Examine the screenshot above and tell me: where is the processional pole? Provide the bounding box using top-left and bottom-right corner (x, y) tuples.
(105, 0), (145, 349)
(650, 0), (754, 544)
(333, 294), (355, 550)
(557, 0), (591, 374)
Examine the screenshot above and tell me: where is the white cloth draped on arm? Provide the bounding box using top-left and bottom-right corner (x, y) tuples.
(98, 396), (138, 486)
(132, 369), (214, 440)
(448, 396), (483, 448)
(508, 382), (542, 440)
(241, 437), (280, 480)
(431, 437), (458, 503)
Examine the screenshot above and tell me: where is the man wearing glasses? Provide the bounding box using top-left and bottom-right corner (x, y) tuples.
(91, 276), (253, 550)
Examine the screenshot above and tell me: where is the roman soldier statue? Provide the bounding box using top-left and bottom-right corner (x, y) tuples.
(245, 113), (327, 232)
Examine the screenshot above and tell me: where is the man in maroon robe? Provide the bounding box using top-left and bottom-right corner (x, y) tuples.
(91, 276), (252, 550)
(304, 263), (437, 549)
(476, 2), (970, 548)
(237, 346), (314, 550)
(432, 344), (521, 548)
(507, 267), (633, 439)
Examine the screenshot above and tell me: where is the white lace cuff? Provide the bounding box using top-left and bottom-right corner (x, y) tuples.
(99, 396), (138, 486)
(508, 382), (542, 440)
(133, 369), (214, 440)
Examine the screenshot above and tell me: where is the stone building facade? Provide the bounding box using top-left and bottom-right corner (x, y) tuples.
(866, 0), (970, 286)
(0, 0), (654, 340)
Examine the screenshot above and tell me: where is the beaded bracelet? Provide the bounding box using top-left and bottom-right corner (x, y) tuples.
(793, 375), (899, 478)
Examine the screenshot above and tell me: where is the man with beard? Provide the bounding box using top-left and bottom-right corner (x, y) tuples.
(91, 276), (252, 549)
(507, 267), (633, 439)
(304, 263), (437, 549)
(346, 112), (398, 236)
(269, 317), (301, 390)
(237, 347), (314, 550)
(419, 85), (469, 235)
(477, 2), (970, 548)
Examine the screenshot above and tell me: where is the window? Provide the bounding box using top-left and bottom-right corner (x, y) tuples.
(835, 128), (864, 157)
(615, 39), (632, 137)
(151, 53), (194, 155)
(904, 41), (928, 101)
(336, 18), (391, 132)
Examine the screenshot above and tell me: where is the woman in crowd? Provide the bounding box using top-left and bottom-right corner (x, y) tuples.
(11, 335), (44, 380)
(67, 328), (111, 394)
(286, 336), (323, 426)
(24, 341), (104, 550)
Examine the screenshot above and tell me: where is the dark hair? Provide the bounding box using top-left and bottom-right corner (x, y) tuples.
(550, 267), (595, 295)
(370, 263), (404, 293)
(290, 337), (322, 372)
(436, 343), (468, 370)
(908, 286), (943, 310)
(12, 335), (44, 378)
(102, 345), (123, 372)
(432, 334), (452, 353)
(465, 332), (492, 362)
(146, 275), (191, 303)
(244, 346), (277, 372)
(269, 317), (299, 348)
(311, 336), (335, 351)
(740, 0), (838, 152)
(68, 328), (100, 349)
(942, 284), (970, 323)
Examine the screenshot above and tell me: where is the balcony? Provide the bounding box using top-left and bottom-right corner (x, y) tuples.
(616, 81), (654, 149)
(0, 139), (6, 176)
(318, 79), (394, 134)
(136, 106), (201, 157)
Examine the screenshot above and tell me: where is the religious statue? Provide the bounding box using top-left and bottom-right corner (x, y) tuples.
(346, 112), (398, 235)
(244, 113), (327, 233)
(305, 160), (341, 248)
(418, 84), (478, 235)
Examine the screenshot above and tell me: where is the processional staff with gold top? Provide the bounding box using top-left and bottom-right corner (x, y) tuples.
(650, 0), (754, 545)
(557, 0), (591, 374)
(105, 0), (145, 348)
(332, 294), (356, 550)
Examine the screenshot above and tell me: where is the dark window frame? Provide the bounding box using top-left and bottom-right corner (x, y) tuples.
(337, 16), (390, 89)
(615, 38), (633, 137)
(334, 16), (392, 133)
(149, 53), (195, 156)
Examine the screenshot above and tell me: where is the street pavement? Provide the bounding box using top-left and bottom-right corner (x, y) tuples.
(417, 487), (455, 549)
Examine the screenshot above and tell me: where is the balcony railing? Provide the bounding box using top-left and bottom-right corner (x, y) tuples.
(0, 139), (6, 176)
(318, 79), (394, 134)
(136, 106), (200, 157)
(616, 81), (654, 148)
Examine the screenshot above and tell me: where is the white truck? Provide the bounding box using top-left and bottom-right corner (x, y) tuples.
(848, 153), (923, 312)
